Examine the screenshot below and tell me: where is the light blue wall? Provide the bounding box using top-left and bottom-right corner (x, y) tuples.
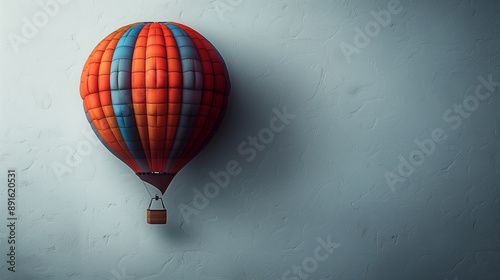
(0, 0), (499, 279)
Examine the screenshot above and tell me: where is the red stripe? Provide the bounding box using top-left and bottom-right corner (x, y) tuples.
(159, 23), (183, 172)
(131, 24), (153, 170)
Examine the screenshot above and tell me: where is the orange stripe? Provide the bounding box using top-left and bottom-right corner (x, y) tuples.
(132, 23), (153, 170)
(144, 23), (169, 171)
(81, 23), (142, 172)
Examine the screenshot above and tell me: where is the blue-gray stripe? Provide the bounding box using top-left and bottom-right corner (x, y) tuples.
(110, 23), (150, 172)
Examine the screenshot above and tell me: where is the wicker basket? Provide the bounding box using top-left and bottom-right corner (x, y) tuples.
(147, 195), (167, 224)
(147, 209), (166, 224)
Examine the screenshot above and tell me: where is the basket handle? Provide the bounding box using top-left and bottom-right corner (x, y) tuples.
(148, 195), (166, 210)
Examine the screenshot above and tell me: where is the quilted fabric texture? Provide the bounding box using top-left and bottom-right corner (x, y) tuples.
(80, 22), (230, 194)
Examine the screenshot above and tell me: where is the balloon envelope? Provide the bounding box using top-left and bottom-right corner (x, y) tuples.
(80, 22), (230, 194)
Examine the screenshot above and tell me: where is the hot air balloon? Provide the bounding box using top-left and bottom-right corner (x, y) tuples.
(79, 22), (230, 224)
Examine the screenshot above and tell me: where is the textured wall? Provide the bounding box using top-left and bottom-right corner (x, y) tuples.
(1, 0), (499, 279)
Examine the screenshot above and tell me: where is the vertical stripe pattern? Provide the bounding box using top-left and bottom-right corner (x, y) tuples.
(80, 22), (230, 192)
